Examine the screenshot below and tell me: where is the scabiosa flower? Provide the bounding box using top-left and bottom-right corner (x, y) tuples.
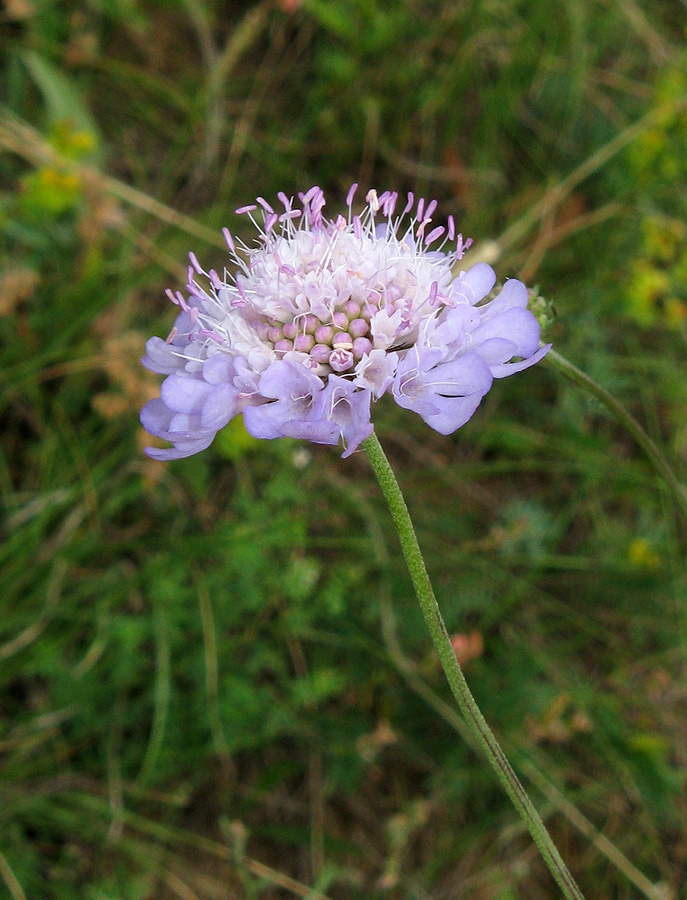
(140, 186), (550, 459)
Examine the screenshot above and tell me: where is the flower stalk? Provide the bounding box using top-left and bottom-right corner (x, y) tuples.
(362, 430), (585, 900)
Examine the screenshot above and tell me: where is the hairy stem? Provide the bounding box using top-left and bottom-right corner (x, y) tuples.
(362, 431), (585, 900)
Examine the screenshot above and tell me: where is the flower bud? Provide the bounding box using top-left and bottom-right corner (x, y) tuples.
(349, 318), (369, 338)
(343, 300), (361, 318)
(329, 348), (355, 372)
(294, 334), (315, 352)
(310, 343), (331, 363)
(304, 314), (319, 334)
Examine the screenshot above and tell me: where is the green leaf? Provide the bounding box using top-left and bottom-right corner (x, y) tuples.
(21, 51), (101, 153)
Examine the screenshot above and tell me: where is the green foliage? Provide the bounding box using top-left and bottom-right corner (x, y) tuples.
(621, 60), (687, 330)
(1, 1), (686, 899)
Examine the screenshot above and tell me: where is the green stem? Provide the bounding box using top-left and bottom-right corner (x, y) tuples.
(362, 431), (585, 900)
(544, 348), (687, 526)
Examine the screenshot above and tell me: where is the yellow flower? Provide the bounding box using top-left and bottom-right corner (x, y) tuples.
(628, 538), (660, 570)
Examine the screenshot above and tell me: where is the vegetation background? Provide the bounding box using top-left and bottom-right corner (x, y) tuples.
(2, 1), (687, 897)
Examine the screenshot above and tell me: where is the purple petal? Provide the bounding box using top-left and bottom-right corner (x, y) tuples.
(141, 337), (185, 375)
(169, 413), (196, 432)
(145, 434), (215, 461)
(242, 403), (285, 440)
(431, 353), (493, 397)
(470, 337), (519, 367)
(420, 391), (485, 435)
(491, 343), (551, 378)
(393, 348), (493, 435)
(471, 308), (540, 358)
(156, 425), (215, 442)
(160, 374), (214, 414)
(228, 356), (262, 397)
(258, 359), (324, 402)
(140, 398), (174, 436)
(353, 349), (398, 398)
(431, 304), (481, 348)
(280, 418), (340, 445)
(201, 383), (240, 429)
(323, 375), (373, 456)
(451, 263), (496, 305)
(479, 278), (528, 319)
(203, 352), (235, 385)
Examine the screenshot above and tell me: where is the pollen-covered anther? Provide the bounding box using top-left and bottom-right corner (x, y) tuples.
(366, 189), (380, 212)
(332, 333), (353, 349)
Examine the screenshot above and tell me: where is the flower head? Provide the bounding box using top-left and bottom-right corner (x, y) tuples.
(141, 186), (550, 459)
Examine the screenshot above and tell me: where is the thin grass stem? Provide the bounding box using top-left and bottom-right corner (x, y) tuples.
(544, 348), (687, 526)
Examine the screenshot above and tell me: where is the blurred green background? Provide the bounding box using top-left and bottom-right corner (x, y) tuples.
(2, 1), (687, 898)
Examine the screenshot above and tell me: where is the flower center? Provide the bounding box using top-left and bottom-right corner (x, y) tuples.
(252, 298), (374, 373)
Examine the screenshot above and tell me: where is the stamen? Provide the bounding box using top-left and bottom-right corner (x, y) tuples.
(198, 329), (225, 344)
(456, 234), (473, 258)
(425, 226), (445, 246)
(236, 280), (248, 303)
(279, 209), (302, 223)
(256, 196), (274, 214)
(222, 227), (236, 253)
(301, 186), (320, 204)
(346, 183), (358, 207)
(384, 191), (398, 217)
